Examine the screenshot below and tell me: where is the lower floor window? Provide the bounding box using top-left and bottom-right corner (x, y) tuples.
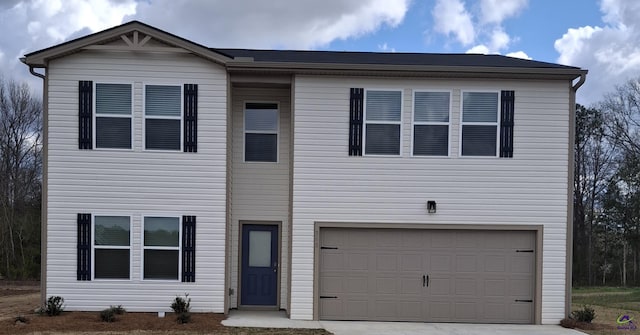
(143, 216), (180, 280)
(94, 216), (130, 279)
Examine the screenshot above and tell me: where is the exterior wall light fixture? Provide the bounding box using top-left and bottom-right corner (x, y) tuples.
(427, 200), (437, 214)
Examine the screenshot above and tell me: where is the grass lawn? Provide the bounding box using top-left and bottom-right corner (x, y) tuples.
(572, 287), (640, 334)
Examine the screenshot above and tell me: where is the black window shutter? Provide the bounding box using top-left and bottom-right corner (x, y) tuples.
(77, 213), (92, 281)
(349, 88), (364, 156)
(182, 215), (196, 282)
(78, 81), (93, 150)
(184, 84), (198, 152)
(500, 90), (515, 158)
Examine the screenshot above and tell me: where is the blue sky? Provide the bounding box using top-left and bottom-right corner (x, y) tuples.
(1, 0), (638, 105)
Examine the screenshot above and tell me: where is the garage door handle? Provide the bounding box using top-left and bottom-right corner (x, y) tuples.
(423, 275), (429, 287)
(515, 299), (533, 303)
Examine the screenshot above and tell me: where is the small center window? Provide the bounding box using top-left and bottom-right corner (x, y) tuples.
(145, 85), (182, 150)
(364, 90), (402, 155)
(244, 103), (278, 162)
(413, 91), (450, 156)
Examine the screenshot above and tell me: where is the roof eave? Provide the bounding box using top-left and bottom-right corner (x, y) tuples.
(226, 61), (587, 80)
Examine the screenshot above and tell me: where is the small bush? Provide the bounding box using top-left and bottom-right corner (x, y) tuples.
(560, 318), (579, 328)
(100, 308), (115, 322)
(171, 294), (191, 324)
(40, 296), (64, 316)
(571, 305), (596, 323)
(14, 315), (28, 324)
(100, 305), (126, 322)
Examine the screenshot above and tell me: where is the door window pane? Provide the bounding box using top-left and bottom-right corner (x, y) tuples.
(249, 230), (271, 267)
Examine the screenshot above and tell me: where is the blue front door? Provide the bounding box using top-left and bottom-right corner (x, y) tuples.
(241, 224), (278, 306)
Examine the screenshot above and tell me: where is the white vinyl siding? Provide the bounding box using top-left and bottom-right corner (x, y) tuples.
(292, 76), (571, 324)
(364, 90), (402, 155)
(94, 83), (132, 149)
(144, 85), (182, 151)
(46, 49), (227, 313)
(230, 87), (291, 310)
(412, 91), (451, 156)
(460, 91), (500, 157)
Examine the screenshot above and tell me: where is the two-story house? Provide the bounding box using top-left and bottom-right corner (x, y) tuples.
(22, 21), (586, 324)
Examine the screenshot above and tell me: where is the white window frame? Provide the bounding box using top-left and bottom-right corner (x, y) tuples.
(459, 90), (501, 157)
(141, 215), (182, 281)
(411, 90), (452, 157)
(93, 82), (134, 150)
(363, 89), (403, 156)
(143, 83), (184, 151)
(91, 214), (132, 281)
(243, 101), (280, 163)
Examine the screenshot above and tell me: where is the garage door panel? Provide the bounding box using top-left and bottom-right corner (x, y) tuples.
(319, 228), (535, 323)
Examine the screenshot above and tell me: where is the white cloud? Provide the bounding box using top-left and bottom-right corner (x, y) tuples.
(554, 0), (640, 105)
(431, 0), (528, 57)
(506, 51), (531, 60)
(432, 0), (475, 46)
(132, 0), (409, 49)
(378, 43), (396, 53)
(480, 0), (528, 24)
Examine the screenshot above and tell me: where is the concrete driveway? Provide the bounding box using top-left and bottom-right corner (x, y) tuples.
(222, 310), (587, 335)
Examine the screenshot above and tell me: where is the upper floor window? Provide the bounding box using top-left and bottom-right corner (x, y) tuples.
(145, 85), (182, 150)
(413, 91), (450, 156)
(364, 90), (402, 155)
(95, 83), (132, 149)
(244, 103), (278, 162)
(94, 215), (130, 279)
(461, 92), (499, 156)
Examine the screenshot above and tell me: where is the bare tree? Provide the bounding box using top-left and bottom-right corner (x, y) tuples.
(0, 75), (42, 279)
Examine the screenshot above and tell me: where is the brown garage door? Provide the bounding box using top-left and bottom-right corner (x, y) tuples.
(319, 228), (535, 323)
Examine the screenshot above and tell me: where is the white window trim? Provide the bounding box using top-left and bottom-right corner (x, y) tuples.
(142, 83), (184, 152)
(411, 90), (452, 157)
(141, 215), (182, 282)
(93, 82), (134, 151)
(459, 90), (501, 157)
(91, 214), (132, 281)
(243, 101), (280, 163)
(363, 89), (403, 157)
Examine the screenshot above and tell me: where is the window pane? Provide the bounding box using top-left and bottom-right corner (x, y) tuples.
(414, 92), (450, 122)
(462, 125), (497, 156)
(249, 231), (272, 267)
(95, 216), (130, 246)
(462, 92), (498, 122)
(245, 133), (277, 162)
(96, 84), (131, 115)
(366, 90), (401, 121)
(96, 117), (131, 149)
(145, 119), (180, 150)
(413, 125), (448, 156)
(144, 249), (178, 280)
(144, 217), (179, 247)
(95, 249), (129, 279)
(245, 109), (278, 131)
(365, 124), (400, 155)
(145, 85), (181, 117)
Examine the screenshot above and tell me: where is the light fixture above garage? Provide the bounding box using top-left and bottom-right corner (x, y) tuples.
(427, 200), (437, 213)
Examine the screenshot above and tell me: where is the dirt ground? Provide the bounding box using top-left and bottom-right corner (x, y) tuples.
(0, 281), (330, 335)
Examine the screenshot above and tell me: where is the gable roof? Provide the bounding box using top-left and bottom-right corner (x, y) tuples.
(23, 20), (586, 80)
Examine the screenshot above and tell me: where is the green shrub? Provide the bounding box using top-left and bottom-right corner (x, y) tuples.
(100, 305), (126, 322)
(40, 296), (64, 316)
(571, 305), (596, 323)
(170, 294), (191, 324)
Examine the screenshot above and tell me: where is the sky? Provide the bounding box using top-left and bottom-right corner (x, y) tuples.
(0, 0), (638, 106)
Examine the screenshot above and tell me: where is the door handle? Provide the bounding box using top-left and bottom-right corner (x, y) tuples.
(426, 275), (429, 287)
(273, 261), (278, 273)
(422, 275), (426, 287)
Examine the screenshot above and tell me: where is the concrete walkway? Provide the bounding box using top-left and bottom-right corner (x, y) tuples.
(222, 310), (587, 335)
